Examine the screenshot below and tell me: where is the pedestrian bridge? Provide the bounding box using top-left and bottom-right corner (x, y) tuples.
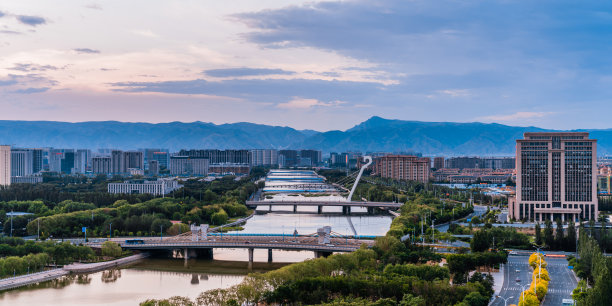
(246, 200), (402, 214)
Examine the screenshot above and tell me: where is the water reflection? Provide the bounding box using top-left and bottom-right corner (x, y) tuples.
(0, 259), (247, 306)
(101, 269), (121, 283)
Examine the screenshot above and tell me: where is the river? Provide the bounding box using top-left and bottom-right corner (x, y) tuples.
(1, 211), (392, 305)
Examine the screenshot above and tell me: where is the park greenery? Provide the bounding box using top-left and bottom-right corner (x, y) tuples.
(141, 174), (509, 305)
(570, 232), (612, 305)
(0, 173), (261, 238)
(0, 236), (96, 278)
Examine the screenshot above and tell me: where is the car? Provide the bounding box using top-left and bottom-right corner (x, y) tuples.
(515, 269), (520, 273)
(244, 241), (251, 244)
(515, 278), (521, 282)
(509, 251), (518, 255)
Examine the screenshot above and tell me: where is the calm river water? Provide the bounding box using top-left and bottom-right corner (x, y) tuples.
(1, 212), (392, 305)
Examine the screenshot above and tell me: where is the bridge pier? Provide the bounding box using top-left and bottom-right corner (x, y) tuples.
(342, 206), (351, 215)
(317, 206), (322, 214)
(367, 207), (374, 215)
(268, 248), (273, 263)
(314, 251), (333, 258)
(269, 205), (272, 212)
(293, 205), (297, 213)
(248, 248), (254, 271)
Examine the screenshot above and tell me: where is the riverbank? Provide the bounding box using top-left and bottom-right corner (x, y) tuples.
(0, 253), (147, 292)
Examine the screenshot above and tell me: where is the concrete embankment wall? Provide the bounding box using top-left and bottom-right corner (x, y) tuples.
(63, 253), (148, 273)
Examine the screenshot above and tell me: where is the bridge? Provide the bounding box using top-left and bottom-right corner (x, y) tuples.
(246, 200), (402, 214)
(89, 229), (374, 270)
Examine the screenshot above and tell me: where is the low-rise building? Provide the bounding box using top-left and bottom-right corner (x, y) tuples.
(107, 178), (182, 196)
(11, 175), (43, 184)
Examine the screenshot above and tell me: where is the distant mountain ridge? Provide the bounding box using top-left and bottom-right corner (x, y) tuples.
(1, 117), (611, 155)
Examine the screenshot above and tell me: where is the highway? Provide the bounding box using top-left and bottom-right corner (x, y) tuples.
(491, 255), (576, 306)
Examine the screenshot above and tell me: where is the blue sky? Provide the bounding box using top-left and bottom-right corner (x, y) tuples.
(1, 0), (612, 130)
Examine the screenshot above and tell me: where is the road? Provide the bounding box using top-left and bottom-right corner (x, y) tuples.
(491, 255), (576, 306)
(436, 205), (488, 232)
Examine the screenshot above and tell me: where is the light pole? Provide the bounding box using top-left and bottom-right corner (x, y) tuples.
(496, 295), (513, 306)
(517, 283), (529, 303)
(160, 225), (163, 241)
(37, 219), (40, 241)
(109, 223), (112, 240)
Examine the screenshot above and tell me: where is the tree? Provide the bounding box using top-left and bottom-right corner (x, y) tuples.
(555, 218), (564, 250)
(567, 221), (576, 252)
(471, 230), (490, 252)
(535, 223), (542, 246)
(544, 219), (554, 248)
(101, 241), (122, 258)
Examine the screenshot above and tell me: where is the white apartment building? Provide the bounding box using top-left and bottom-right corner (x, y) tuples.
(107, 178), (182, 196)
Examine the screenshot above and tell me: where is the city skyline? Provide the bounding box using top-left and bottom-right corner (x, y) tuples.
(2, 1), (612, 130)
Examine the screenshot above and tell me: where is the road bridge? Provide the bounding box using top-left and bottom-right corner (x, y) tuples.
(246, 200), (401, 214)
(89, 232), (374, 270)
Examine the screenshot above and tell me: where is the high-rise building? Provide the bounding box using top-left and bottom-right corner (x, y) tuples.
(111, 150), (125, 174)
(48, 149), (64, 173)
(11, 149), (34, 177)
(0, 145), (11, 186)
(169, 156), (209, 176)
(73, 149), (91, 174)
(433, 157), (445, 170)
(144, 149), (169, 169)
(509, 132), (598, 222)
(31, 149), (43, 173)
(148, 160), (159, 175)
(445, 157), (481, 169)
(279, 150), (298, 167)
(372, 155), (431, 183)
(300, 150), (322, 166)
(61, 151), (75, 174)
(92, 157), (112, 174)
(178, 149), (251, 164)
(125, 151), (144, 170)
(251, 149), (278, 166)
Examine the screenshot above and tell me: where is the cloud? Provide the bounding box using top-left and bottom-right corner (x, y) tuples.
(111, 78), (384, 103)
(277, 97), (345, 109)
(0, 11), (5, 18)
(480, 112), (554, 122)
(131, 29), (158, 38)
(203, 67), (295, 77)
(16, 15), (47, 26)
(85, 3), (102, 10)
(13, 87), (50, 94)
(437, 89), (471, 98)
(9, 63), (61, 72)
(73, 48), (101, 54)
(0, 30), (21, 35)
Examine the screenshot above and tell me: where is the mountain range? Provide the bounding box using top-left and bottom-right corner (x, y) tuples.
(1, 117), (611, 156)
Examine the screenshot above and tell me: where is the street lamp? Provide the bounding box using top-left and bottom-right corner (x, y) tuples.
(517, 283), (529, 303)
(496, 295), (513, 306)
(109, 222), (112, 240)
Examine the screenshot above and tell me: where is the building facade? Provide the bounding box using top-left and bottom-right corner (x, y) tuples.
(0, 145), (11, 186)
(92, 156), (112, 174)
(251, 149), (278, 166)
(433, 157), (445, 170)
(169, 156), (209, 176)
(108, 178), (182, 196)
(11, 149), (34, 177)
(178, 149), (251, 164)
(509, 132), (598, 222)
(372, 155), (431, 183)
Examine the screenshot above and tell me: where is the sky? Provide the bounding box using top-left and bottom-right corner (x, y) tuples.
(2, 0), (612, 131)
